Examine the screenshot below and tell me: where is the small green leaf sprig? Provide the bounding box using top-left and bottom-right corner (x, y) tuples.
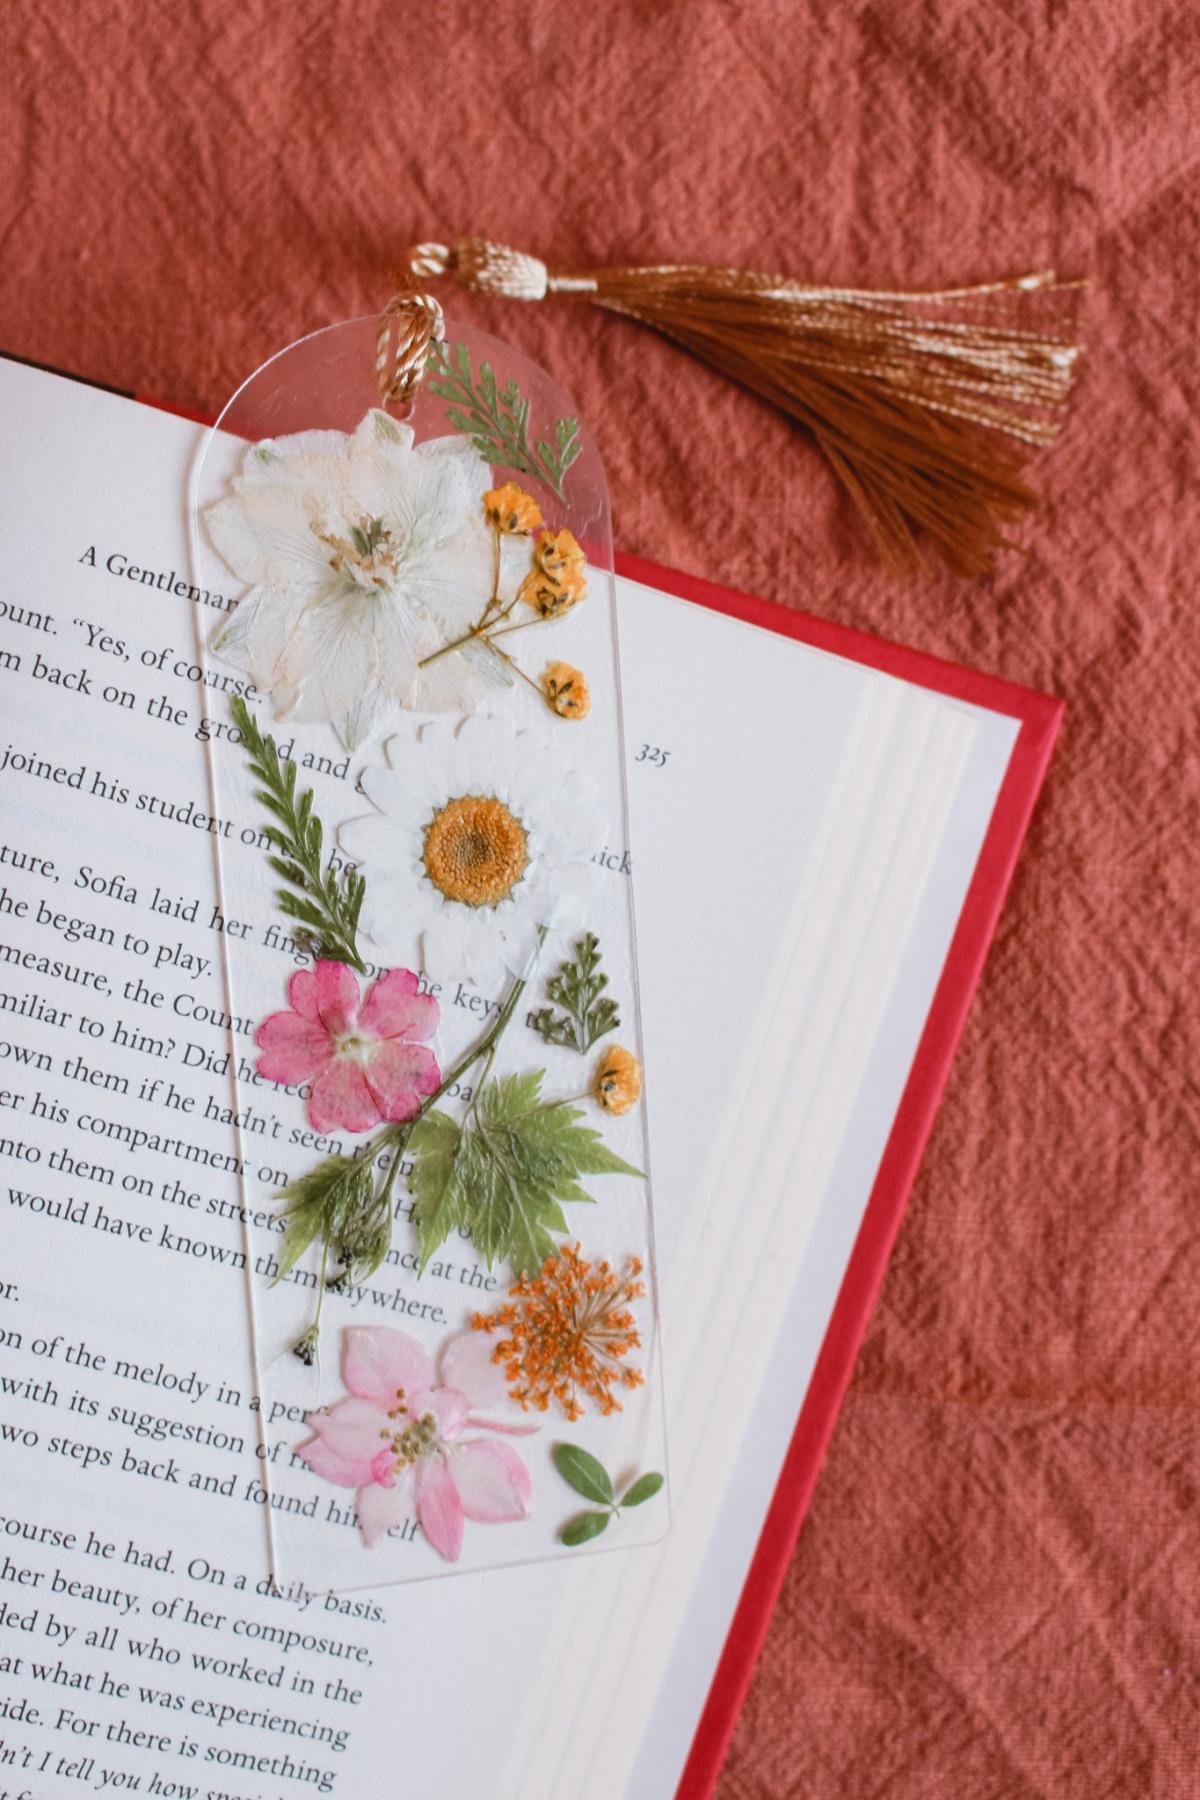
(553, 1444), (664, 1546)
(231, 696), (366, 972)
(427, 340), (582, 501)
(530, 932), (620, 1054)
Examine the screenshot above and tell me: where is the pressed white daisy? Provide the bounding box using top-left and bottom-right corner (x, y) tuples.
(206, 410), (520, 748)
(340, 713), (605, 986)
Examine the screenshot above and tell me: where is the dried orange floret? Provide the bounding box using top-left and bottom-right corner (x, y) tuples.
(594, 1044), (641, 1115)
(483, 482), (542, 533)
(534, 527), (585, 577)
(517, 562), (587, 618)
(472, 1243), (646, 1421)
(541, 661), (591, 720)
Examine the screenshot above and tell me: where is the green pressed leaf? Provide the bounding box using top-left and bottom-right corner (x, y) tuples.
(274, 1155), (365, 1282)
(552, 1443), (614, 1505)
(620, 1471), (664, 1509)
(230, 697), (366, 970)
(449, 1116), (564, 1276)
(407, 1070), (642, 1274)
(561, 1511), (610, 1547)
(530, 932), (621, 1055)
(407, 1109), (467, 1272)
(276, 1207), (321, 1283)
(426, 339), (580, 501)
(475, 1069), (545, 1124)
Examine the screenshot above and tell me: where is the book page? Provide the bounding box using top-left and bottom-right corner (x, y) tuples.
(0, 359), (1018, 1798)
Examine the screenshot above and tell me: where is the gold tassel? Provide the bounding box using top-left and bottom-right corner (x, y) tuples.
(389, 238), (1085, 579)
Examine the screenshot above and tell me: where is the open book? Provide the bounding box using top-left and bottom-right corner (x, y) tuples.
(0, 353), (1060, 1798)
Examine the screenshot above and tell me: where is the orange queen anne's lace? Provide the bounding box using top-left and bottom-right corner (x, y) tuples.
(472, 1244), (646, 1422)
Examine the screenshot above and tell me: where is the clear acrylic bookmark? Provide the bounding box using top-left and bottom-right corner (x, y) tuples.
(188, 317), (666, 1590)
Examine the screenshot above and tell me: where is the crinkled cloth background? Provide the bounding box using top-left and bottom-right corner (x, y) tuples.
(3, 2), (1197, 1793)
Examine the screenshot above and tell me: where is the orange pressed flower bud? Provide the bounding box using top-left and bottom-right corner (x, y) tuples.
(542, 662), (590, 720)
(518, 563), (587, 618)
(483, 482), (542, 533)
(594, 1045), (642, 1115)
(535, 527), (585, 578)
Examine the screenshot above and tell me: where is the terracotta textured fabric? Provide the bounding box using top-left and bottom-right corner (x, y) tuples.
(3, 4), (1196, 1794)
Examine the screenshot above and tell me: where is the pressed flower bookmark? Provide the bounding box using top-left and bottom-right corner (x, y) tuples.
(187, 310), (666, 1588)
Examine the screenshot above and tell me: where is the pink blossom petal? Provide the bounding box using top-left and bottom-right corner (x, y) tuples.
(311, 959), (362, 1035)
(342, 1327), (435, 1408)
(359, 968), (441, 1044)
(357, 1473), (413, 1549)
(284, 966), (323, 1022)
(414, 1385), (470, 1442)
(464, 1415), (539, 1437)
(439, 1331), (509, 1411)
(296, 1398), (388, 1488)
(363, 1040), (441, 1122)
(307, 1058), (381, 1134)
(414, 1454), (465, 1561)
(449, 1438), (532, 1523)
(255, 1010), (332, 1086)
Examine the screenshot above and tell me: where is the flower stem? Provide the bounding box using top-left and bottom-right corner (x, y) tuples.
(416, 562), (547, 674)
(418, 626), (481, 670)
(488, 529), (501, 616)
(482, 637), (544, 701)
(481, 617), (543, 642)
(375, 1135), (407, 1216)
(432, 947), (538, 1099)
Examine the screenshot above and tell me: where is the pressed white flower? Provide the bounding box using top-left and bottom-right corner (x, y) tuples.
(340, 713), (604, 986)
(206, 410), (519, 748)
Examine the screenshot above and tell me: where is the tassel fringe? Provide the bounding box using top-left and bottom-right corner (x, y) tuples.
(389, 238), (1085, 578)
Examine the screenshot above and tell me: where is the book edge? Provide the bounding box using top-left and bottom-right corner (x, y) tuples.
(652, 556), (1062, 1798)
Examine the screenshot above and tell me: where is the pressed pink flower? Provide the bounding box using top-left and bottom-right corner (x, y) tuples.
(255, 961), (440, 1135)
(297, 1325), (536, 1559)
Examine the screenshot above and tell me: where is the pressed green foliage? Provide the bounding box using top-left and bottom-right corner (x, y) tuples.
(554, 1444), (666, 1547)
(408, 1070), (642, 1275)
(553, 1443), (614, 1506)
(275, 1155), (372, 1283)
(231, 697), (367, 971)
(561, 1511), (610, 1547)
(404, 1109), (462, 1259)
(427, 340), (582, 501)
(620, 1470), (665, 1508)
(530, 932), (620, 1055)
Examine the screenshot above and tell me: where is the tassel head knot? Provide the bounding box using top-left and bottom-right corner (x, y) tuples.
(406, 238), (550, 302)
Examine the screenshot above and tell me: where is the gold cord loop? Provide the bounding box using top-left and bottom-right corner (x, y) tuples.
(375, 282), (445, 409)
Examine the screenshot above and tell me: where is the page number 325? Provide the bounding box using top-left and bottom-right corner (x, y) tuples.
(636, 744), (671, 769)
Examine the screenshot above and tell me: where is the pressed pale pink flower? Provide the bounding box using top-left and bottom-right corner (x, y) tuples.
(297, 1325), (536, 1559)
(255, 961), (440, 1135)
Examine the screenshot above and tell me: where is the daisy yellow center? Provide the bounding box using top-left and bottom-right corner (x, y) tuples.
(423, 795), (528, 908)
